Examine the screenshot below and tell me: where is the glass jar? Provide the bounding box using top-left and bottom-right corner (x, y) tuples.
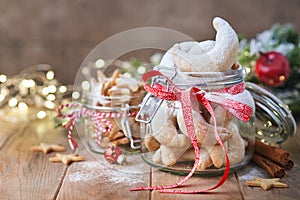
(73, 67), (152, 173)
(136, 65), (295, 176)
(82, 91), (143, 154)
(245, 82), (296, 144)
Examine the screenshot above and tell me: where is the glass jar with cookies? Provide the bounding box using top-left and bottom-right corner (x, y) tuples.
(82, 68), (145, 154)
(136, 64), (256, 176)
(136, 17), (295, 177)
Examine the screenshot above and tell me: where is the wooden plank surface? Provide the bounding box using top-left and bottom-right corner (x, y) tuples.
(0, 119), (24, 148)
(57, 151), (151, 200)
(237, 162), (299, 200)
(237, 118), (300, 200)
(151, 170), (243, 200)
(57, 122), (151, 200)
(282, 118), (300, 165)
(0, 118), (69, 200)
(0, 117), (299, 199)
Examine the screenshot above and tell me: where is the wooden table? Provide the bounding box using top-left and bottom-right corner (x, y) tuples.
(0, 116), (299, 200)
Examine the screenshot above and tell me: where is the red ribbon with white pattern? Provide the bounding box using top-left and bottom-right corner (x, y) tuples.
(57, 103), (137, 150)
(131, 70), (252, 194)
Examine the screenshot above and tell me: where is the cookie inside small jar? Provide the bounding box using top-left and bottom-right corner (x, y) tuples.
(84, 68), (145, 153)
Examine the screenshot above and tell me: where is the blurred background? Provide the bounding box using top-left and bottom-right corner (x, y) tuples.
(0, 0), (300, 84)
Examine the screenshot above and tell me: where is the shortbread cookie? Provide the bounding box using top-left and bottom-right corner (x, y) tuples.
(144, 133), (160, 152)
(49, 153), (85, 165)
(31, 143), (65, 154)
(245, 176), (288, 191)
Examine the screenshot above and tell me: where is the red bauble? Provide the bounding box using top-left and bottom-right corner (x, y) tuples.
(104, 144), (126, 165)
(255, 51), (290, 87)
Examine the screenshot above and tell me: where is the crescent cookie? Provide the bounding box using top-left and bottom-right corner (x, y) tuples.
(161, 17), (239, 72)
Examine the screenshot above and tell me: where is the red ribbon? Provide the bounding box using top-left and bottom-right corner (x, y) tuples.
(57, 103), (137, 150)
(131, 70), (252, 194)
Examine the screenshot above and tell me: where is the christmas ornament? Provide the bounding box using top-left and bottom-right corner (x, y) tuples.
(238, 23), (300, 115)
(104, 144), (127, 165)
(255, 51), (290, 87)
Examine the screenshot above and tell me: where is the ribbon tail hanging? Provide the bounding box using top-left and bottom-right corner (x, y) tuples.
(131, 88), (202, 191)
(131, 70), (239, 193)
(160, 88), (230, 194)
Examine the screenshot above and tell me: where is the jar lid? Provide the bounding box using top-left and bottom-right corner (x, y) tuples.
(246, 82), (297, 144)
(154, 65), (244, 90)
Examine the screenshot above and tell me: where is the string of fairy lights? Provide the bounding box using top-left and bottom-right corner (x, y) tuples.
(0, 64), (72, 120)
(0, 55), (159, 121)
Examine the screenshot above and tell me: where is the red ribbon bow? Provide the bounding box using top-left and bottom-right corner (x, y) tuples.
(131, 70), (252, 194)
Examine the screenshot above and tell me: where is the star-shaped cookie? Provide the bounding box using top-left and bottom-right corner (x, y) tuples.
(245, 176), (288, 190)
(49, 153), (85, 165)
(31, 143), (65, 154)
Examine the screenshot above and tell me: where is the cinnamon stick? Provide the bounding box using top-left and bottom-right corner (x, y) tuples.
(283, 160), (294, 171)
(255, 140), (292, 169)
(252, 153), (285, 178)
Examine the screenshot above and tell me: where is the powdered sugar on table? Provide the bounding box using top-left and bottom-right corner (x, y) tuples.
(66, 160), (147, 185)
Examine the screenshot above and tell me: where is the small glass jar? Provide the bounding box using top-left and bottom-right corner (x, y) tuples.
(83, 96), (141, 154)
(136, 65), (295, 176)
(82, 92), (143, 154)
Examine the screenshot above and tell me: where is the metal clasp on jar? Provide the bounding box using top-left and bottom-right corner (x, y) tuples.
(120, 104), (141, 149)
(135, 65), (177, 124)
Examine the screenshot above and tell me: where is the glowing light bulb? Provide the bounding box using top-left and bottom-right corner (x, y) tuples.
(42, 87), (50, 95)
(257, 130), (263, 136)
(266, 121), (272, 127)
(46, 71), (55, 80)
(21, 79), (35, 88)
(36, 111), (47, 119)
(45, 101), (55, 109)
(8, 98), (18, 107)
(245, 67), (251, 74)
(47, 94), (56, 101)
(47, 85), (57, 93)
(18, 102), (28, 111)
(95, 59), (105, 68)
(72, 91), (80, 100)
(81, 67), (90, 76)
(279, 75), (286, 82)
(59, 85), (67, 93)
(1, 88), (8, 96)
(81, 81), (90, 90)
(0, 74), (7, 83)
(244, 51), (250, 57)
(137, 66), (146, 74)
